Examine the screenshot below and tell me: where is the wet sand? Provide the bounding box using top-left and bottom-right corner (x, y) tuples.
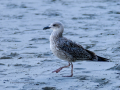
(0, 0), (120, 90)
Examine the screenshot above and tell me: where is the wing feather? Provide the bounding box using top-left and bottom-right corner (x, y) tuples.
(57, 37), (92, 60)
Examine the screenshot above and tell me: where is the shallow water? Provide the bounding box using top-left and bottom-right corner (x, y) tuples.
(0, 0), (120, 90)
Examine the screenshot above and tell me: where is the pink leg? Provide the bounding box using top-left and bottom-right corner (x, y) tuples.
(62, 62), (73, 77)
(52, 63), (70, 73)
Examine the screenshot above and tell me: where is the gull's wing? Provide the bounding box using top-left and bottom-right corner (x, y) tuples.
(58, 37), (94, 60)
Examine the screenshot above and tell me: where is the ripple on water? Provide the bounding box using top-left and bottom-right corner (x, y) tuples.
(0, 52), (19, 59)
(112, 47), (120, 53)
(30, 37), (49, 44)
(108, 64), (120, 71)
(6, 3), (27, 8)
(0, 63), (5, 65)
(42, 87), (56, 90)
(92, 78), (110, 88)
(42, 9), (61, 17)
(14, 64), (35, 68)
(75, 75), (90, 80)
(1, 39), (21, 42)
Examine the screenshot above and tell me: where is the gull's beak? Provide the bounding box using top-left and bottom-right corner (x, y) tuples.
(43, 26), (51, 30)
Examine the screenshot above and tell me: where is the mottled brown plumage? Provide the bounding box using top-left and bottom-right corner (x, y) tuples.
(43, 21), (109, 77)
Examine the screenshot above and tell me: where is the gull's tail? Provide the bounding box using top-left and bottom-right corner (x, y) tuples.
(97, 56), (109, 62)
(86, 49), (109, 62)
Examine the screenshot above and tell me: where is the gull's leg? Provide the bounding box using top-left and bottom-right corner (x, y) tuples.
(52, 62), (70, 73)
(62, 62), (73, 77)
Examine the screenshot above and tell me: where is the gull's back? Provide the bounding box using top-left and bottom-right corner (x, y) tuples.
(56, 37), (95, 61)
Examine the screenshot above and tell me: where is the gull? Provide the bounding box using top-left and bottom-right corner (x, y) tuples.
(43, 21), (109, 77)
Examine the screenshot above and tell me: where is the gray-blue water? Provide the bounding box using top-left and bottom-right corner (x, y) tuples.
(0, 0), (120, 90)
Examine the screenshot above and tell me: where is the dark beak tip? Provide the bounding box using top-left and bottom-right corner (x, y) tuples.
(43, 26), (51, 30)
(43, 27), (46, 30)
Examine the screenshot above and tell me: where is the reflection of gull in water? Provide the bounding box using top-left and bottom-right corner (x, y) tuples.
(43, 21), (109, 77)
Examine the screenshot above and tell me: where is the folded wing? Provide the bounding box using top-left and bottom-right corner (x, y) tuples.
(58, 37), (94, 60)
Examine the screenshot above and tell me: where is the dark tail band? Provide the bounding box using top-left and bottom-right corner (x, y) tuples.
(97, 56), (109, 62)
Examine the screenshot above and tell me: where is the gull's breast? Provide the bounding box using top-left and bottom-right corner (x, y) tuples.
(50, 36), (73, 61)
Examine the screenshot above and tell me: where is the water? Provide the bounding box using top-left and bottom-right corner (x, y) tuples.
(0, 0), (120, 90)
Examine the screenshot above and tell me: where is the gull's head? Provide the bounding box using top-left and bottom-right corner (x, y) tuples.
(43, 22), (64, 32)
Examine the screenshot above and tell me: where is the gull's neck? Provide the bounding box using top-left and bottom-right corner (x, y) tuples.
(50, 28), (64, 50)
(51, 29), (63, 39)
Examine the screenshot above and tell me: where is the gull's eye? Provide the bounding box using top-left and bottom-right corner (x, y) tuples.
(53, 24), (57, 26)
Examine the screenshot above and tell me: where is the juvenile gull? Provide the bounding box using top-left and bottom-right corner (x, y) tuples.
(43, 22), (109, 77)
